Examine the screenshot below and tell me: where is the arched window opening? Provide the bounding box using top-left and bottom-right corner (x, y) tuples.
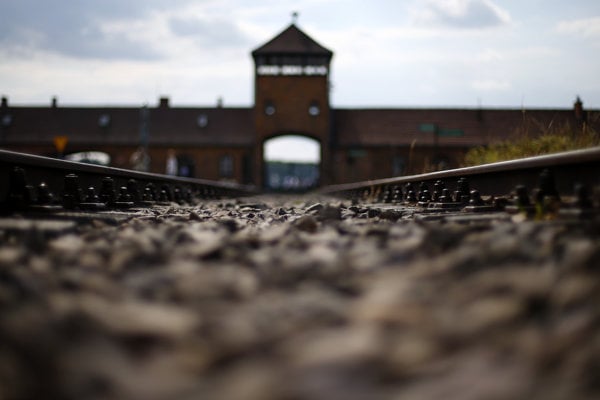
(263, 135), (321, 191)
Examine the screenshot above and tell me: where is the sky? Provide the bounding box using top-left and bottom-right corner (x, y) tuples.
(264, 135), (320, 162)
(1, 0), (600, 110)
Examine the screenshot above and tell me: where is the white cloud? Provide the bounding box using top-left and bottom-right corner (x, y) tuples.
(471, 79), (511, 91)
(475, 48), (504, 62)
(0, 0), (171, 60)
(414, 0), (511, 29)
(0, 0), (598, 108)
(0, 0), (256, 61)
(557, 17), (600, 38)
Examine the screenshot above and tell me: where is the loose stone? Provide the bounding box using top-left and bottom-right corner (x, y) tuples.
(0, 195), (598, 400)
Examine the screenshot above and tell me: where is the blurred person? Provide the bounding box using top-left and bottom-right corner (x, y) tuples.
(130, 147), (150, 171)
(166, 149), (178, 175)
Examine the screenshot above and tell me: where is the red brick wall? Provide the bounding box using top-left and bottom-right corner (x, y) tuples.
(1, 144), (254, 184)
(332, 146), (468, 184)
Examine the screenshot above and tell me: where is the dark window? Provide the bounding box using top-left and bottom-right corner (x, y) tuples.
(1, 114), (12, 127)
(433, 155), (450, 171)
(197, 114), (208, 128)
(219, 155), (234, 178)
(98, 114), (110, 128)
(393, 156), (405, 176)
(265, 101), (275, 116)
(177, 154), (195, 177)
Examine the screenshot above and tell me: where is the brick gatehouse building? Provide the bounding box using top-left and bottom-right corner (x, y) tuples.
(0, 23), (595, 188)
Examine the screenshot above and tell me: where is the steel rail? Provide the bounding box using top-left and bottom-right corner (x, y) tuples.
(319, 147), (600, 202)
(2, 147), (599, 212)
(0, 149), (257, 210)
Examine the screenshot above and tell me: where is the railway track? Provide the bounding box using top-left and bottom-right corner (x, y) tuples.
(321, 146), (600, 218)
(1, 148), (600, 400)
(0, 149), (257, 213)
(3, 147), (598, 218)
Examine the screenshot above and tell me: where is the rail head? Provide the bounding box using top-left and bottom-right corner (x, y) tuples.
(0, 149), (257, 192)
(0, 149), (258, 210)
(320, 147), (600, 197)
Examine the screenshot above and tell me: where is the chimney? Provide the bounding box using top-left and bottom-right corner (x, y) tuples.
(51, 96), (58, 108)
(216, 96), (223, 108)
(1, 96), (7, 108)
(159, 97), (170, 108)
(574, 96), (585, 121)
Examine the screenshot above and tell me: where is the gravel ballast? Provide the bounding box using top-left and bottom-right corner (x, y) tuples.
(1, 196), (599, 400)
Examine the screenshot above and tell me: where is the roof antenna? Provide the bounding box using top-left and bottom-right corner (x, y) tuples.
(292, 11), (299, 24)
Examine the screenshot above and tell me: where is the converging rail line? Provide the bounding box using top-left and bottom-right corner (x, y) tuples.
(1, 147), (599, 217)
(320, 147), (600, 216)
(0, 149), (257, 212)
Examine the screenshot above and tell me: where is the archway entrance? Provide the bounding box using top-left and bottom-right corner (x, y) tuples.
(263, 135), (321, 191)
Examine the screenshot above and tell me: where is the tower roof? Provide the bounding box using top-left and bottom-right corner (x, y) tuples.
(252, 24), (333, 57)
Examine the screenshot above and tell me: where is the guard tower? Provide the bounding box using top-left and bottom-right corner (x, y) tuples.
(251, 22), (334, 187)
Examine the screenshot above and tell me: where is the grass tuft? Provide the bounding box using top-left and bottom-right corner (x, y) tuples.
(463, 113), (600, 166)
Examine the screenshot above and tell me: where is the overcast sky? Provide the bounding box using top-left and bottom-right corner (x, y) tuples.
(1, 0), (599, 109)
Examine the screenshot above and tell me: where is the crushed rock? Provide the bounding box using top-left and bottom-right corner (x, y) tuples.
(0, 195), (599, 400)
